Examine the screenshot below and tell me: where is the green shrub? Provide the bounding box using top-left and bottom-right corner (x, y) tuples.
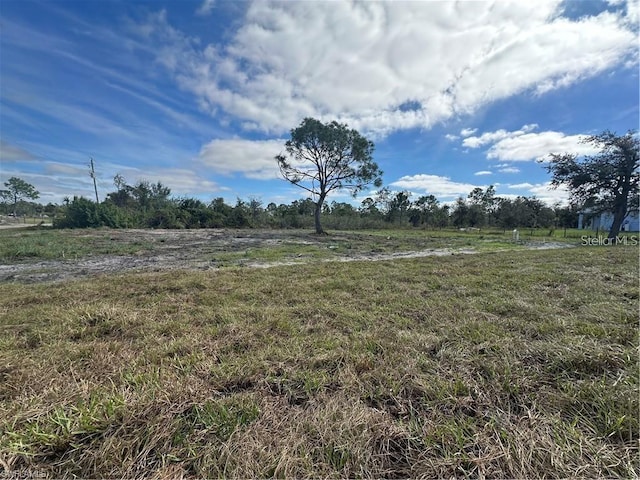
(54, 197), (127, 229)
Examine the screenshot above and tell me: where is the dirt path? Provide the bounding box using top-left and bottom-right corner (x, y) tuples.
(0, 229), (574, 284)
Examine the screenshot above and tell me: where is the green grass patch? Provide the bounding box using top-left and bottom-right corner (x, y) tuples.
(0, 228), (155, 261)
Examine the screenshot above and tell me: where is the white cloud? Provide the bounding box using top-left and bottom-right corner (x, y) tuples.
(151, 168), (220, 196)
(498, 167), (521, 173)
(508, 182), (534, 189)
(196, 0), (215, 16)
(462, 124), (538, 148)
(474, 170), (493, 176)
(133, 1), (638, 136)
(444, 134), (459, 141)
(486, 130), (599, 162)
(528, 182), (570, 205)
(462, 124), (602, 162)
(98, 163), (221, 197)
(506, 181), (570, 205)
(390, 174), (482, 199)
(626, 0), (640, 25)
(198, 138), (286, 179)
(460, 128), (477, 137)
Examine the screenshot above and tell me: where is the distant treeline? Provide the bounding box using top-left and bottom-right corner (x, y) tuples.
(2, 180), (578, 230)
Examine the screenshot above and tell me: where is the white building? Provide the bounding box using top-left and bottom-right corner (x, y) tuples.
(578, 210), (640, 232)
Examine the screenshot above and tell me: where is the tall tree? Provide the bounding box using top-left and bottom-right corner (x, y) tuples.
(547, 130), (639, 240)
(411, 194), (439, 227)
(1, 177), (39, 216)
(359, 197), (381, 218)
(385, 191), (411, 223)
(276, 117), (383, 234)
(467, 185), (497, 227)
(105, 174), (134, 209)
(553, 203), (579, 229)
(451, 197), (469, 227)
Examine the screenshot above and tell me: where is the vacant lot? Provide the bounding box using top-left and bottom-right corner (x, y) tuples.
(0, 227), (573, 283)
(0, 228), (637, 478)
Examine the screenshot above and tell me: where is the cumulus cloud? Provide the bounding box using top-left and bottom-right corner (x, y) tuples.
(463, 125), (602, 162)
(151, 168), (220, 195)
(489, 131), (601, 162)
(528, 182), (570, 205)
(626, 0), (640, 24)
(198, 138), (286, 179)
(508, 182), (534, 189)
(462, 124), (538, 148)
(460, 128), (478, 137)
(131, 1), (638, 136)
(445, 134), (459, 141)
(507, 181), (570, 205)
(390, 174), (482, 199)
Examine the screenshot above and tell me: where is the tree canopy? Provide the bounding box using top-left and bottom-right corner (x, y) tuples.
(547, 130), (639, 240)
(1, 177), (40, 216)
(276, 117), (383, 234)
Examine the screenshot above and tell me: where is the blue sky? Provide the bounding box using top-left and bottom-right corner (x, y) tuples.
(1, 0), (638, 207)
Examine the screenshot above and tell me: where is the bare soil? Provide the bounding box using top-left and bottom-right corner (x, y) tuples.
(0, 228), (572, 284)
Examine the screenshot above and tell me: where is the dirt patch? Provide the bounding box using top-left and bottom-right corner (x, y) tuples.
(0, 229), (575, 284)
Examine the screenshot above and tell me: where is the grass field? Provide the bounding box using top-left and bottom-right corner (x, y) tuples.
(0, 226), (584, 263)
(0, 233), (638, 478)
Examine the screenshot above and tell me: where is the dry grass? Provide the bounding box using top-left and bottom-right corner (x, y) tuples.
(0, 244), (638, 478)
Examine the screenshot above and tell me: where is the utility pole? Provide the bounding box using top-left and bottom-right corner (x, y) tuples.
(89, 157), (99, 203)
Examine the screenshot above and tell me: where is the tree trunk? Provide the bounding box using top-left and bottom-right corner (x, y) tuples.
(608, 202), (627, 242)
(314, 195), (326, 234)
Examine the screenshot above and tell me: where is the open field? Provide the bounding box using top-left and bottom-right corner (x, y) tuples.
(0, 227), (580, 283)
(0, 229), (638, 478)
(0, 216), (52, 227)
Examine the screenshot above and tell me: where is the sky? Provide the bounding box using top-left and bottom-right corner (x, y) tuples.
(1, 0), (638, 208)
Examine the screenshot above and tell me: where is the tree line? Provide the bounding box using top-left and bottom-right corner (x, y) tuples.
(1, 175), (577, 230)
